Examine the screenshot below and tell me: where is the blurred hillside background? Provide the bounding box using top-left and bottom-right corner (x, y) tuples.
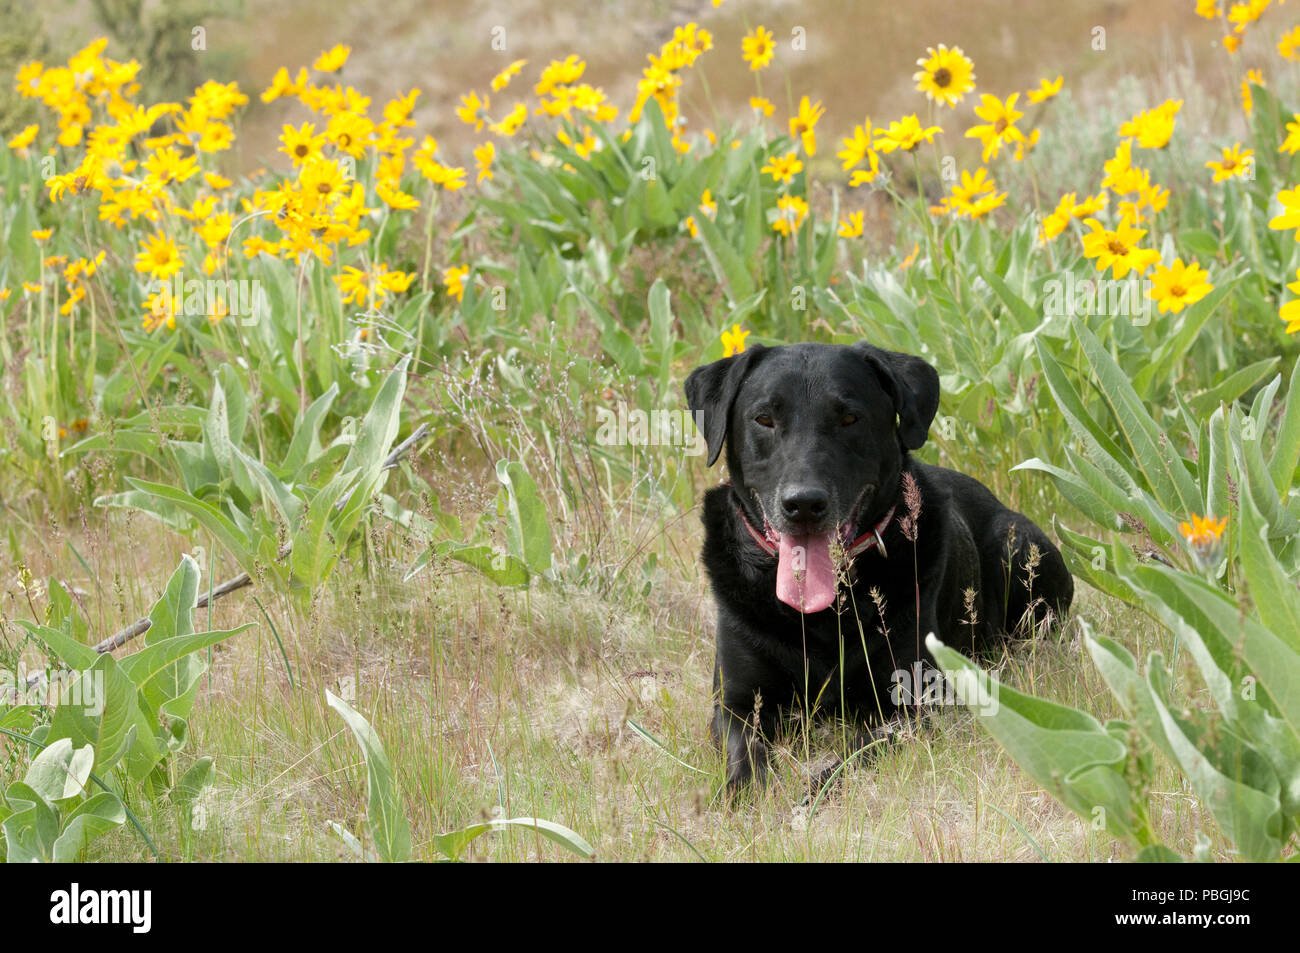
(3, 0), (1226, 173)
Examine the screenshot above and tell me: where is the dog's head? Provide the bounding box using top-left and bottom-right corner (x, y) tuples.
(685, 341), (939, 612)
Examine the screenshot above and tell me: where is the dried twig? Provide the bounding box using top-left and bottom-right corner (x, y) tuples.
(334, 422), (429, 513)
(94, 572), (256, 653)
(93, 423), (428, 654)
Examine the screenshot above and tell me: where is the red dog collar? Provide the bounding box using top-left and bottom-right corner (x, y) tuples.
(734, 500), (897, 562)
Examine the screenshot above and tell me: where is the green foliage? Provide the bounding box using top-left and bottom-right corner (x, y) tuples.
(1018, 316), (1300, 594)
(935, 323), (1300, 861)
(1, 555), (251, 861)
(93, 359), (412, 598)
(2, 740), (125, 863)
(325, 690), (411, 863)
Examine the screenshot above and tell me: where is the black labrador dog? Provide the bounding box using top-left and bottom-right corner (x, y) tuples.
(685, 341), (1073, 792)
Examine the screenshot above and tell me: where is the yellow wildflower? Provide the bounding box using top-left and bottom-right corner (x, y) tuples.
(913, 44), (976, 108)
(742, 26), (775, 71)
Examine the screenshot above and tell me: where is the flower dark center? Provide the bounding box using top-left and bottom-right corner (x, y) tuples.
(1107, 239), (1128, 255)
(933, 67), (952, 88)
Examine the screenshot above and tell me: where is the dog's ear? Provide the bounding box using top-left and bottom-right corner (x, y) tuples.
(684, 345), (768, 466)
(853, 343), (940, 450)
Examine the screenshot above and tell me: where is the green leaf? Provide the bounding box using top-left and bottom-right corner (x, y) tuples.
(237, 451), (304, 528)
(120, 711), (164, 783)
(927, 635), (1138, 841)
(2, 782), (59, 863)
(1178, 229), (1221, 262)
(340, 360), (408, 476)
(1033, 338), (1137, 494)
(292, 466), (361, 587)
(693, 210), (755, 307)
(144, 554), (199, 645)
(981, 267), (1040, 334)
(201, 368), (239, 475)
(720, 288), (768, 330)
(333, 361), (409, 537)
(52, 792), (126, 862)
(13, 621), (99, 670)
(109, 479), (254, 576)
(496, 460), (553, 574)
(1269, 362), (1300, 496)
(284, 383), (340, 474)
(326, 820), (372, 861)
(46, 578), (88, 640)
(648, 278), (673, 357)
(325, 690), (411, 863)
(1233, 407), (1300, 538)
(1136, 844), (1184, 862)
(599, 322), (645, 374)
(665, 150), (717, 215)
(1119, 554), (1300, 750)
(48, 654), (140, 776)
(432, 816), (595, 861)
(1013, 458), (1122, 533)
(1071, 317), (1201, 515)
(741, 166), (763, 260)
(1206, 404), (1232, 530)
(1053, 521), (1138, 605)
(1083, 627), (1177, 766)
(119, 626), (253, 713)
(63, 430), (186, 462)
(170, 757), (214, 810)
(1187, 358), (1280, 418)
(1144, 659), (1283, 861)
(24, 737), (93, 804)
(1240, 475), (1300, 654)
(412, 542), (531, 587)
(5, 198), (42, 283)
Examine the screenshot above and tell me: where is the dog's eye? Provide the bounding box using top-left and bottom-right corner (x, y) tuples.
(754, 414), (774, 428)
(841, 414), (858, 427)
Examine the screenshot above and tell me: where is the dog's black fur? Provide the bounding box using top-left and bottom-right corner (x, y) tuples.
(685, 341), (1073, 792)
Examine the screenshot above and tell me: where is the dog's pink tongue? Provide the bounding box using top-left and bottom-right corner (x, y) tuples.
(775, 532), (837, 613)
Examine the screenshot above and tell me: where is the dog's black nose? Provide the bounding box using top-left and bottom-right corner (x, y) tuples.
(780, 486), (829, 522)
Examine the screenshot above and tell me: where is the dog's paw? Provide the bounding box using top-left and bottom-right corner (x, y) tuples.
(724, 736), (771, 796)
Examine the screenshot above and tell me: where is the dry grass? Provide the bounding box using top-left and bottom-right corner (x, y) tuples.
(0, 488), (1235, 862)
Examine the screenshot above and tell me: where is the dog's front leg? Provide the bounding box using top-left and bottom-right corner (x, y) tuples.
(710, 657), (779, 793)
(712, 698), (773, 793)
